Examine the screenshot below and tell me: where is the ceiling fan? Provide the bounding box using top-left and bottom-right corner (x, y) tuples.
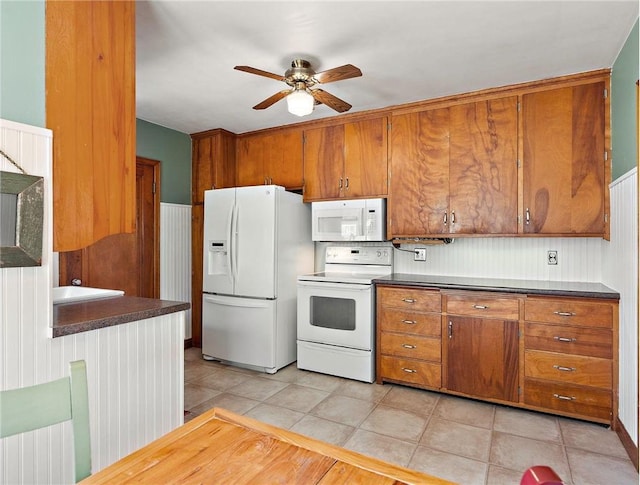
(234, 59), (362, 116)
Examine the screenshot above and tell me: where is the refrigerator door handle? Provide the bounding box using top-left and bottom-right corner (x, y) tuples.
(231, 203), (240, 282)
(225, 203), (234, 286)
(204, 295), (270, 308)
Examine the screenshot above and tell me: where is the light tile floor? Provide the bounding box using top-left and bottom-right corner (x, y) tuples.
(184, 348), (637, 485)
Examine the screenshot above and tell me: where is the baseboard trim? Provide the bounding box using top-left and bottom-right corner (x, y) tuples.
(184, 338), (193, 349)
(615, 416), (639, 471)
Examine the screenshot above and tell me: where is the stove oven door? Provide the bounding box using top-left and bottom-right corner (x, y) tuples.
(297, 280), (373, 351)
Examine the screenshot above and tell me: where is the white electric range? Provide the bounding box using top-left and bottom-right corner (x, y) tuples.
(296, 246), (393, 382)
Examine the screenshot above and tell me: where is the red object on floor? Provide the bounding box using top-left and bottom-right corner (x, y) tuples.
(520, 466), (564, 485)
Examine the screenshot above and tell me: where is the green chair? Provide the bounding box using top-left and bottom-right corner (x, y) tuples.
(0, 360), (92, 482)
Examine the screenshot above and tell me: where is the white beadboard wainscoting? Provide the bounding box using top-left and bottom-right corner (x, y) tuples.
(1, 119), (185, 484)
(602, 168), (638, 446)
(160, 203), (192, 340)
(316, 237), (603, 282)
(391, 236), (603, 281)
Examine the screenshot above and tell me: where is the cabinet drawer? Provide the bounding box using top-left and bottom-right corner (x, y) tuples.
(377, 286), (441, 313)
(524, 378), (612, 422)
(525, 298), (613, 328)
(524, 350), (612, 388)
(380, 356), (441, 388)
(525, 322), (612, 359)
(378, 307), (441, 336)
(380, 333), (441, 361)
(446, 294), (519, 320)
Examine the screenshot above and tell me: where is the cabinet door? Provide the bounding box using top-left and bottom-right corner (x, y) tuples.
(388, 108), (450, 237)
(343, 117), (388, 198)
(265, 129), (304, 189)
(192, 132), (237, 203)
(236, 134), (266, 187)
(449, 97), (518, 234)
(303, 125), (344, 200)
(522, 82), (605, 235)
(446, 316), (518, 402)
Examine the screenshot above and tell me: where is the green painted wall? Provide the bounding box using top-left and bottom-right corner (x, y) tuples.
(136, 119), (192, 205)
(0, 0), (45, 127)
(612, 19), (639, 180)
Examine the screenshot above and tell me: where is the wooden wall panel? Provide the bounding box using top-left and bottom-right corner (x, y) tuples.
(191, 204), (204, 347)
(47, 0), (136, 252)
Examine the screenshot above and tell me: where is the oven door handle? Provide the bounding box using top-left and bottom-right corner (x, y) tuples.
(297, 281), (371, 291)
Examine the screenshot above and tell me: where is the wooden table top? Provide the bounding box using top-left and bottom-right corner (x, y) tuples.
(81, 407), (454, 484)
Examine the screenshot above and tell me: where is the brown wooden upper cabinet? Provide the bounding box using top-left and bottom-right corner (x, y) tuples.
(303, 117), (388, 201)
(522, 81), (606, 236)
(236, 128), (304, 189)
(191, 129), (236, 204)
(389, 97), (518, 238)
(46, 0), (136, 252)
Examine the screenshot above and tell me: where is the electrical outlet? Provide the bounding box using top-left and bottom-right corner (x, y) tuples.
(547, 250), (558, 265)
(414, 248), (426, 261)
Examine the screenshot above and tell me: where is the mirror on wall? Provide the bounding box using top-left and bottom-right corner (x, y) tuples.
(0, 171), (44, 268)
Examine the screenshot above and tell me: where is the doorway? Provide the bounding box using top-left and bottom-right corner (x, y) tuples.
(59, 157), (160, 298)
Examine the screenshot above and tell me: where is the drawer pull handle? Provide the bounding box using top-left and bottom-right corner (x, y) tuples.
(554, 311), (576, 317)
(473, 304), (488, 310)
(402, 298), (416, 303)
(553, 394), (576, 401)
(402, 368), (417, 373)
(553, 365), (576, 372)
(554, 336), (576, 343)
(401, 344), (416, 349)
(402, 319), (417, 325)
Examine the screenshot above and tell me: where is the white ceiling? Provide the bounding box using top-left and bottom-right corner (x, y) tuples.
(135, 1), (638, 135)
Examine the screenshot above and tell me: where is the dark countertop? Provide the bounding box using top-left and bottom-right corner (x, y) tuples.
(373, 274), (620, 300)
(52, 296), (190, 338)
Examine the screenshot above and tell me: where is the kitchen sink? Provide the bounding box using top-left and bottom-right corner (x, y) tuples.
(52, 286), (124, 305)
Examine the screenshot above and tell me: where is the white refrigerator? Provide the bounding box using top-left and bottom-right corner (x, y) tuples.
(201, 185), (313, 373)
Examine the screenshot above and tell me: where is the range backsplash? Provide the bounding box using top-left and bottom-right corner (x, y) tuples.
(315, 236), (604, 283)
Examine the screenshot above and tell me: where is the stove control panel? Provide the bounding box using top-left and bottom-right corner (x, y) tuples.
(325, 246), (392, 266)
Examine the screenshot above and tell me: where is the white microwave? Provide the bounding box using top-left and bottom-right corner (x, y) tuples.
(311, 198), (386, 241)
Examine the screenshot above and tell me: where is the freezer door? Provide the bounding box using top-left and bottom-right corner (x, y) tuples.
(203, 188), (236, 295)
(234, 185), (277, 298)
(202, 294), (276, 369)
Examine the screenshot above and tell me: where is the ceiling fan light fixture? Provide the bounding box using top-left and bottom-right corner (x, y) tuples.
(286, 89), (314, 117)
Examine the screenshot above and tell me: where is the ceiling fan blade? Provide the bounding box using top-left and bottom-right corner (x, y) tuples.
(252, 90), (291, 110)
(313, 64), (362, 84)
(234, 65), (284, 82)
(310, 89), (352, 113)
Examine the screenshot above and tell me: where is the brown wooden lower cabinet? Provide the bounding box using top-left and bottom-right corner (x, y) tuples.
(376, 285), (619, 426)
